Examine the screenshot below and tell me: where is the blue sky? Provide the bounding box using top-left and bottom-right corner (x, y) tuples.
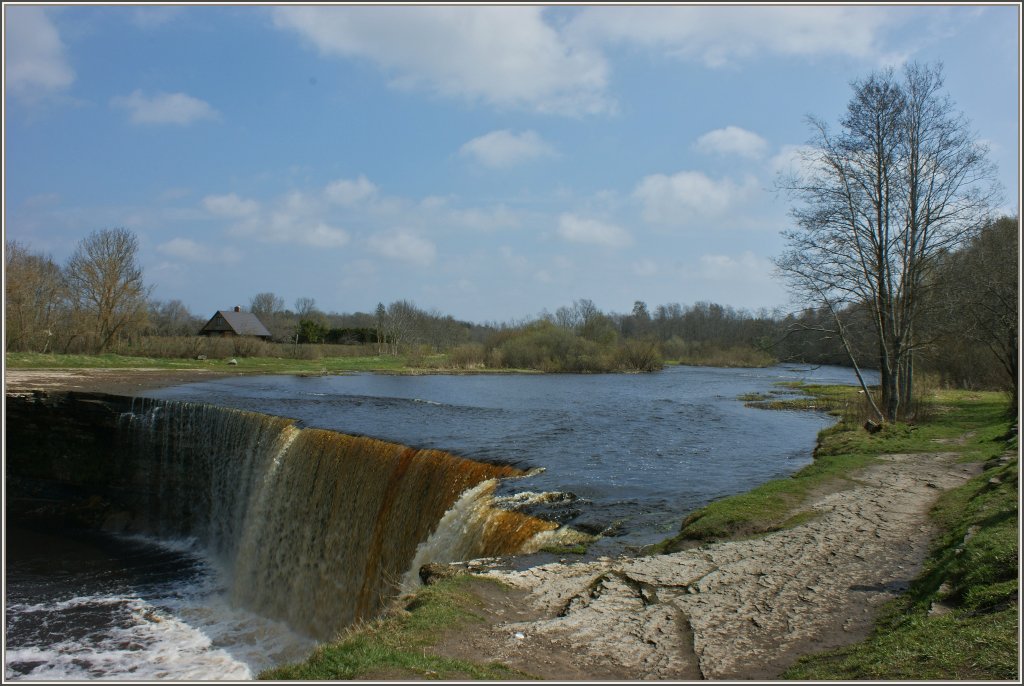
(4, 4), (1020, 323)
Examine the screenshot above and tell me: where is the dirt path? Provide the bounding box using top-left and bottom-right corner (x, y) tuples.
(429, 451), (981, 680)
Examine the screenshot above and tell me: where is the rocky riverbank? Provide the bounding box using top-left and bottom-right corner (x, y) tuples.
(422, 451), (981, 680)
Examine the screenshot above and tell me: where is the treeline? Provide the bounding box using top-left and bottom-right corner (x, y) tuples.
(4, 217), (1017, 393)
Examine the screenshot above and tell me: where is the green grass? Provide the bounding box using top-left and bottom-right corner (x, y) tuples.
(259, 576), (534, 681)
(6, 351), (435, 375)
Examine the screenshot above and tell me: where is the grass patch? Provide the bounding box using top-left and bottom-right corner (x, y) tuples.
(742, 383), (863, 416)
(6, 351), (430, 375)
(259, 576), (535, 681)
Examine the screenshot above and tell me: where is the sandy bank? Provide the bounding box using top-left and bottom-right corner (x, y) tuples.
(3, 368), (234, 396)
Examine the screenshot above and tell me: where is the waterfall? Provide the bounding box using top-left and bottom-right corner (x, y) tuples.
(119, 399), (555, 639)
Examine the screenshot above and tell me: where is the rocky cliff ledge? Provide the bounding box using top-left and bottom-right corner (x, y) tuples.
(6, 391), (150, 530)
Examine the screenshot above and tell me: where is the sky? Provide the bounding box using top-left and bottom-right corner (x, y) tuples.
(4, 3), (1021, 324)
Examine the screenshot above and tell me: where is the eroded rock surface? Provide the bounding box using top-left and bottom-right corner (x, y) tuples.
(450, 452), (979, 680)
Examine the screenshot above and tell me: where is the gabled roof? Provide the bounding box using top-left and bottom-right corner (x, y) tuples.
(199, 310), (272, 337)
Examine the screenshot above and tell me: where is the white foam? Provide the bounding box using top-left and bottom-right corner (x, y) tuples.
(5, 549), (316, 681)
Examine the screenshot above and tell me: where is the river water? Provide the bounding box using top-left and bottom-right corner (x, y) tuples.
(4, 363), (871, 679)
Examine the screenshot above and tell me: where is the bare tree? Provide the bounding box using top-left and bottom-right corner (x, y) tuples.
(147, 299), (202, 336)
(295, 296), (317, 318)
(380, 300), (420, 355)
(250, 292), (284, 318)
(248, 292), (286, 340)
(776, 62), (998, 421)
(63, 228), (149, 352)
(4, 241), (65, 352)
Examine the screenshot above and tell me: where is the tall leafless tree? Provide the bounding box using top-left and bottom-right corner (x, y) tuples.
(776, 62), (998, 421)
(63, 228), (149, 352)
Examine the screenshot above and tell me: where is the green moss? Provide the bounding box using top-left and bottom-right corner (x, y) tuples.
(540, 543), (588, 555)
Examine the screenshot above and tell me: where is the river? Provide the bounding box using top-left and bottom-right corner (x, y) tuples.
(4, 363), (872, 679)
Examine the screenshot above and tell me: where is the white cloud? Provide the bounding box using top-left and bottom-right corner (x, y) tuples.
(697, 251), (772, 280)
(272, 6), (610, 115)
(367, 229), (436, 265)
(203, 193), (260, 218)
(500, 245), (530, 271)
(325, 175), (378, 205)
(261, 191), (351, 248)
(111, 90), (219, 125)
(5, 7), (75, 100)
(460, 130), (556, 168)
(633, 171), (759, 225)
(299, 223), (352, 248)
(212, 190), (350, 248)
(632, 259), (659, 277)
(157, 237), (241, 263)
(426, 201), (519, 232)
(568, 5), (899, 67)
(557, 213), (632, 248)
(695, 126), (768, 159)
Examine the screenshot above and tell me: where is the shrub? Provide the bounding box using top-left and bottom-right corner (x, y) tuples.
(448, 343), (486, 369)
(615, 340), (664, 372)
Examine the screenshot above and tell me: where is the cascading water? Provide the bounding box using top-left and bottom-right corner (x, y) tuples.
(117, 398), (561, 640)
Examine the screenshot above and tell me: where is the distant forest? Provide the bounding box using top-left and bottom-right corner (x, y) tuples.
(4, 215), (1016, 394)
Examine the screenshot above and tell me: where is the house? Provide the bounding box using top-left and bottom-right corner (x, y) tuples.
(198, 306), (272, 339)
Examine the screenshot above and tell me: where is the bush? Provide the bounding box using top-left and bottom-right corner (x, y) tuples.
(486, 322), (619, 373)
(448, 343), (486, 369)
(615, 340), (663, 372)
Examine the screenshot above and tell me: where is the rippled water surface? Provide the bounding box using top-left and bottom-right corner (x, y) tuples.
(150, 363), (871, 550)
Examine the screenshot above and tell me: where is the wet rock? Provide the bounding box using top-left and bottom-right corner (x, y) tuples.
(419, 562), (466, 585)
(864, 420), (883, 434)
